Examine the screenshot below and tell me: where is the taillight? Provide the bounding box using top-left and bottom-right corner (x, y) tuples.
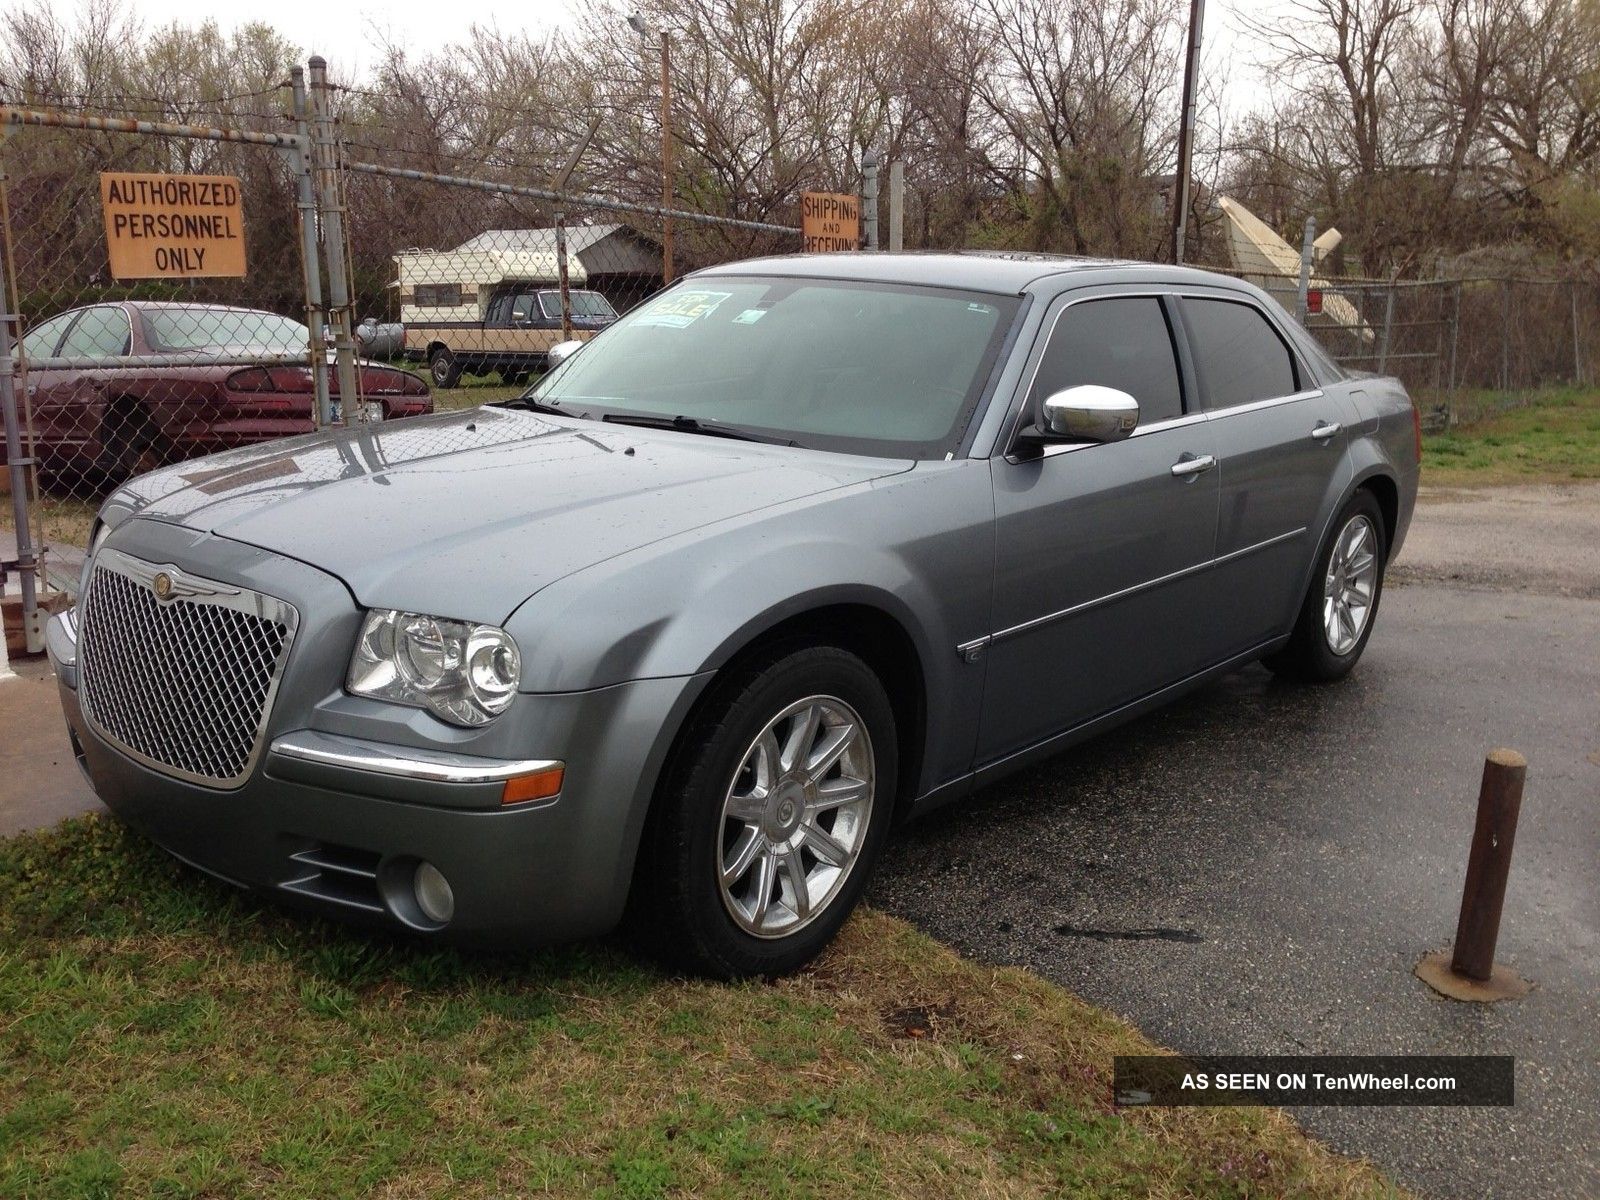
(226, 366), (315, 394)
(1411, 401), (1423, 463)
(1306, 288), (1323, 315)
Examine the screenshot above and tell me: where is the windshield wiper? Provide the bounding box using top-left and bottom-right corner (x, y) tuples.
(493, 395), (580, 418)
(598, 412), (796, 446)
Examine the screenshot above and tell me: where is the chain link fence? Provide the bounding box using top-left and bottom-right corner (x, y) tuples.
(0, 79), (804, 654)
(0, 103), (329, 651)
(339, 158), (801, 406)
(1226, 269), (1599, 428)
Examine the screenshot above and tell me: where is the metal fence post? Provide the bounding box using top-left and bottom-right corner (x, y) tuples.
(1573, 281), (1583, 386)
(0, 311), (41, 654)
(1378, 282), (1396, 375)
(0, 128), (42, 654)
(1500, 279), (1511, 391)
(289, 68), (331, 430)
(1449, 281), (1462, 397)
(554, 212), (573, 342)
(1294, 215), (1316, 325)
(861, 150), (879, 251)
(307, 56), (362, 426)
(888, 160), (904, 251)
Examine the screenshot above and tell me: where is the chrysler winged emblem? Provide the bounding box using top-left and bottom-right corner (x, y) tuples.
(152, 572), (174, 600)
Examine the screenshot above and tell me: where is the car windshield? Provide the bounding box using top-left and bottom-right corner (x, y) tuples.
(142, 308), (309, 353)
(538, 290), (617, 319)
(530, 277), (1019, 457)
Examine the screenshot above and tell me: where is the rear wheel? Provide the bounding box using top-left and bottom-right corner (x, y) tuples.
(1265, 490), (1387, 682)
(630, 644), (896, 979)
(98, 403), (165, 487)
(428, 347), (461, 388)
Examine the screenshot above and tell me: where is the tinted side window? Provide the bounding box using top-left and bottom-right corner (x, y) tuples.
(1032, 298), (1184, 425)
(1184, 298), (1299, 409)
(58, 308), (130, 358)
(20, 311), (75, 359)
(485, 293), (510, 324)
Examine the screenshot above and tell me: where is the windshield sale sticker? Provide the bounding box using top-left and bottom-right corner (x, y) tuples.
(634, 290), (732, 329)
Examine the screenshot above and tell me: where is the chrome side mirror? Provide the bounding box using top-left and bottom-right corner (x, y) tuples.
(546, 339), (585, 369)
(1039, 384), (1139, 443)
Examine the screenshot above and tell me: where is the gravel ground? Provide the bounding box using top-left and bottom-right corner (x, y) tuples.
(872, 490), (1600, 1200)
(1391, 482), (1600, 599)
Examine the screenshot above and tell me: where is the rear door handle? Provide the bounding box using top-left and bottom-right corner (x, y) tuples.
(1170, 454), (1216, 478)
(1311, 421), (1342, 441)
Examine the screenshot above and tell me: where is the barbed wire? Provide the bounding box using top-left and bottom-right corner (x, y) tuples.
(0, 76), (293, 118)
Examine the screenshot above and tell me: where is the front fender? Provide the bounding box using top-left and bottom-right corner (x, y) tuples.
(506, 461), (995, 795)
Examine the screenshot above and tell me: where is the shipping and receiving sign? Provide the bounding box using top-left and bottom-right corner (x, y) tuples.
(801, 192), (860, 252)
(99, 172), (247, 279)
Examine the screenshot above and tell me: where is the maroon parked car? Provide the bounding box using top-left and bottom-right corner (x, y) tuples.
(13, 301), (432, 488)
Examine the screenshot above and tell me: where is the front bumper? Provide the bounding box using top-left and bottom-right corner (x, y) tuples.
(49, 521), (708, 945)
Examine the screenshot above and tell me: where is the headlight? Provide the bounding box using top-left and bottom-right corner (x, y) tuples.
(347, 609), (521, 726)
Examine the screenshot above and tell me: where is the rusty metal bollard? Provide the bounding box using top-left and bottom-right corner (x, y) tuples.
(1415, 749), (1532, 1002)
(1452, 749), (1526, 979)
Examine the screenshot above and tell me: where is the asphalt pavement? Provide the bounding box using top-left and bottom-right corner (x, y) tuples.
(872, 505), (1600, 1199)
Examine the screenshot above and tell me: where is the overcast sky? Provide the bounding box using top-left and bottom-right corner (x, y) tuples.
(62, 0), (1293, 117)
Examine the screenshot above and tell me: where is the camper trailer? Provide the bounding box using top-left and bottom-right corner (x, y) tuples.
(395, 242), (619, 387)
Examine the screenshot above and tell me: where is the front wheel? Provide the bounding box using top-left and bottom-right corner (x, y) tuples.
(428, 347), (461, 389)
(1266, 490), (1387, 682)
(630, 645), (896, 979)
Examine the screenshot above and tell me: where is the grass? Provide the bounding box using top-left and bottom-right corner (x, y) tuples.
(433, 372), (529, 413)
(0, 494), (95, 556)
(0, 815), (1402, 1199)
(1422, 385), (1600, 486)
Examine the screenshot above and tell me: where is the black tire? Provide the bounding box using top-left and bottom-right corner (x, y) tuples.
(629, 644), (897, 979)
(98, 403), (165, 488)
(1265, 489), (1388, 683)
(428, 347), (461, 389)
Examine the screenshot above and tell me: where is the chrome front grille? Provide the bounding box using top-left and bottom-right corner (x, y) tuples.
(78, 547), (299, 788)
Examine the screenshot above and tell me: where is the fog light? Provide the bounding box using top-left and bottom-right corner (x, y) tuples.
(413, 861), (455, 924)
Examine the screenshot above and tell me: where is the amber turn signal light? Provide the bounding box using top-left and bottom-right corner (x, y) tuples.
(501, 765), (564, 806)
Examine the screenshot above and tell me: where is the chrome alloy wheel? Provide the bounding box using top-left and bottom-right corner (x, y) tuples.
(717, 695), (875, 938)
(1323, 514), (1379, 655)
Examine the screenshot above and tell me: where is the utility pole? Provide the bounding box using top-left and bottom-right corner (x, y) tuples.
(659, 32), (674, 284)
(1171, 0), (1205, 265)
(628, 16), (674, 284)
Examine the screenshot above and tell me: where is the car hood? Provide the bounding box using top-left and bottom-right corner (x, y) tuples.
(112, 407), (911, 623)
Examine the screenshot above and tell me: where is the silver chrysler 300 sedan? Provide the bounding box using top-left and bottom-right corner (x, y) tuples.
(48, 253), (1419, 978)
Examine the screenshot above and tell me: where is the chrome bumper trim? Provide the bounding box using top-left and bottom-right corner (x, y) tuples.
(46, 609), (79, 689)
(269, 729), (561, 785)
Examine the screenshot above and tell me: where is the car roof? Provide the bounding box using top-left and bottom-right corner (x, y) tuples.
(691, 251), (1241, 296)
(117, 301), (277, 315)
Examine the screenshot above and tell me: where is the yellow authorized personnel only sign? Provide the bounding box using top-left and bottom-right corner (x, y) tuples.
(801, 192), (860, 252)
(99, 172), (247, 279)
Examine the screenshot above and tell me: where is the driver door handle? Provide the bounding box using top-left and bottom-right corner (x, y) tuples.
(1170, 454), (1216, 478)
(1311, 421), (1342, 440)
